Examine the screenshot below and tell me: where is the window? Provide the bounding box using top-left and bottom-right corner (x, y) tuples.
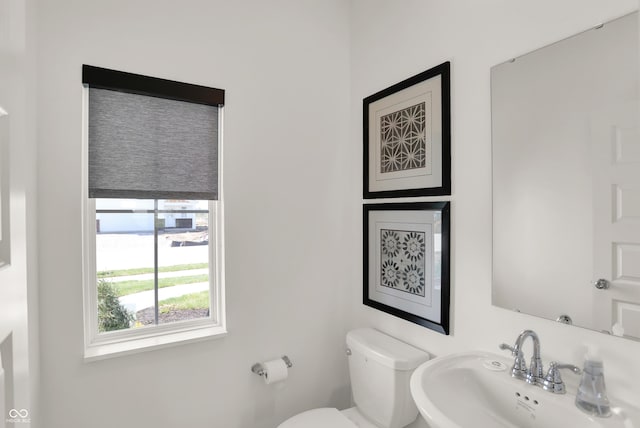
(82, 66), (226, 360)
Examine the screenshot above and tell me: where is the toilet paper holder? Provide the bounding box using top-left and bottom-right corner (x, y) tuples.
(251, 355), (293, 377)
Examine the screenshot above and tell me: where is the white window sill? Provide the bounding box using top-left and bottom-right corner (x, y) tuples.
(84, 323), (227, 362)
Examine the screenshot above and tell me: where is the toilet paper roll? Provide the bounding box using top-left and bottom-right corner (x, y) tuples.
(263, 358), (289, 384)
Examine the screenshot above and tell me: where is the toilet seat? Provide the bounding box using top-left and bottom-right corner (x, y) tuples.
(341, 407), (378, 427)
(277, 408), (357, 428)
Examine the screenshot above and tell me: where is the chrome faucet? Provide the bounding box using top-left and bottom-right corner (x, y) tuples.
(500, 330), (583, 396)
(500, 329), (544, 386)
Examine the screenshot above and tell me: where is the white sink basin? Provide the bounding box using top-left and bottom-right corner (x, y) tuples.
(410, 351), (638, 428)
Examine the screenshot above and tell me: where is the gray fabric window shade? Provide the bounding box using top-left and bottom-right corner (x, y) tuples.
(88, 87), (219, 200)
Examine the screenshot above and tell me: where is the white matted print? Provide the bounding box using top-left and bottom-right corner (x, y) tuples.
(364, 202), (450, 334)
(364, 62), (450, 198)
(372, 81), (439, 189)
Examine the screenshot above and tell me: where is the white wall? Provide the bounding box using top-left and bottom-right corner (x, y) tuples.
(0, 0), (38, 425)
(349, 1), (640, 425)
(36, 1), (352, 427)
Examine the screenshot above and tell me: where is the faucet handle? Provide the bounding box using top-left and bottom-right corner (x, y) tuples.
(542, 361), (581, 394)
(499, 343), (527, 380)
(498, 343), (517, 355)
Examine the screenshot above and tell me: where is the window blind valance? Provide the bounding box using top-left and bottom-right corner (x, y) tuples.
(84, 65), (224, 200)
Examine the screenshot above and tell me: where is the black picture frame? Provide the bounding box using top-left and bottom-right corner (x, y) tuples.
(363, 62), (451, 199)
(363, 201), (450, 334)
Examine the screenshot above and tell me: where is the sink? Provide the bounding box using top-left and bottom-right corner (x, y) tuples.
(410, 351), (638, 428)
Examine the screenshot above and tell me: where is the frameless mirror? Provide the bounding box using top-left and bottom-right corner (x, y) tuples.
(492, 12), (640, 341)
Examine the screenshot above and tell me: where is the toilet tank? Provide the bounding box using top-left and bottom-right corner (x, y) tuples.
(346, 328), (429, 428)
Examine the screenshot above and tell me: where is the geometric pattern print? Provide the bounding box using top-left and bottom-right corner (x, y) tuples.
(380, 102), (426, 173)
(380, 229), (426, 297)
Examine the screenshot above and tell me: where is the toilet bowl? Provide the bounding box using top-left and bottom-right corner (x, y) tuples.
(277, 407), (375, 428)
(277, 328), (429, 428)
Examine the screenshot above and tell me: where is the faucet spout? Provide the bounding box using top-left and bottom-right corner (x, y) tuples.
(513, 330), (544, 385)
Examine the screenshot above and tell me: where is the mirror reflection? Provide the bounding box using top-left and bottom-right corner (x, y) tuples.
(492, 12), (640, 341)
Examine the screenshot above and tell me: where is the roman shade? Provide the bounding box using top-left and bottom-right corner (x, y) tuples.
(84, 65), (224, 200)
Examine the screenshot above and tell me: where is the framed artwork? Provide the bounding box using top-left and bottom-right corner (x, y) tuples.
(363, 202), (450, 334)
(363, 62), (451, 199)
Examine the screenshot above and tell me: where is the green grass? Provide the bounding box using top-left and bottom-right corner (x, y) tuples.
(98, 263), (208, 279)
(111, 274), (209, 296)
(159, 291), (209, 312)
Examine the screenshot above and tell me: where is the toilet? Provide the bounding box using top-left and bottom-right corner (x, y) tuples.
(278, 328), (430, 428)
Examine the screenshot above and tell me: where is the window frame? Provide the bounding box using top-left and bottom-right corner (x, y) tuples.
(81, 72), (226, 361)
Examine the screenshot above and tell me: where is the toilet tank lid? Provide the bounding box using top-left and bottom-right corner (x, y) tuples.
(346, 328), (429, 370)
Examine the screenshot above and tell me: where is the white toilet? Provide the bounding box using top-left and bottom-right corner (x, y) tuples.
(278, 328), (430, 428)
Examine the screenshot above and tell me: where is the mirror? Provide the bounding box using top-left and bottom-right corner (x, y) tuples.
(492, 12), (640, 341)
